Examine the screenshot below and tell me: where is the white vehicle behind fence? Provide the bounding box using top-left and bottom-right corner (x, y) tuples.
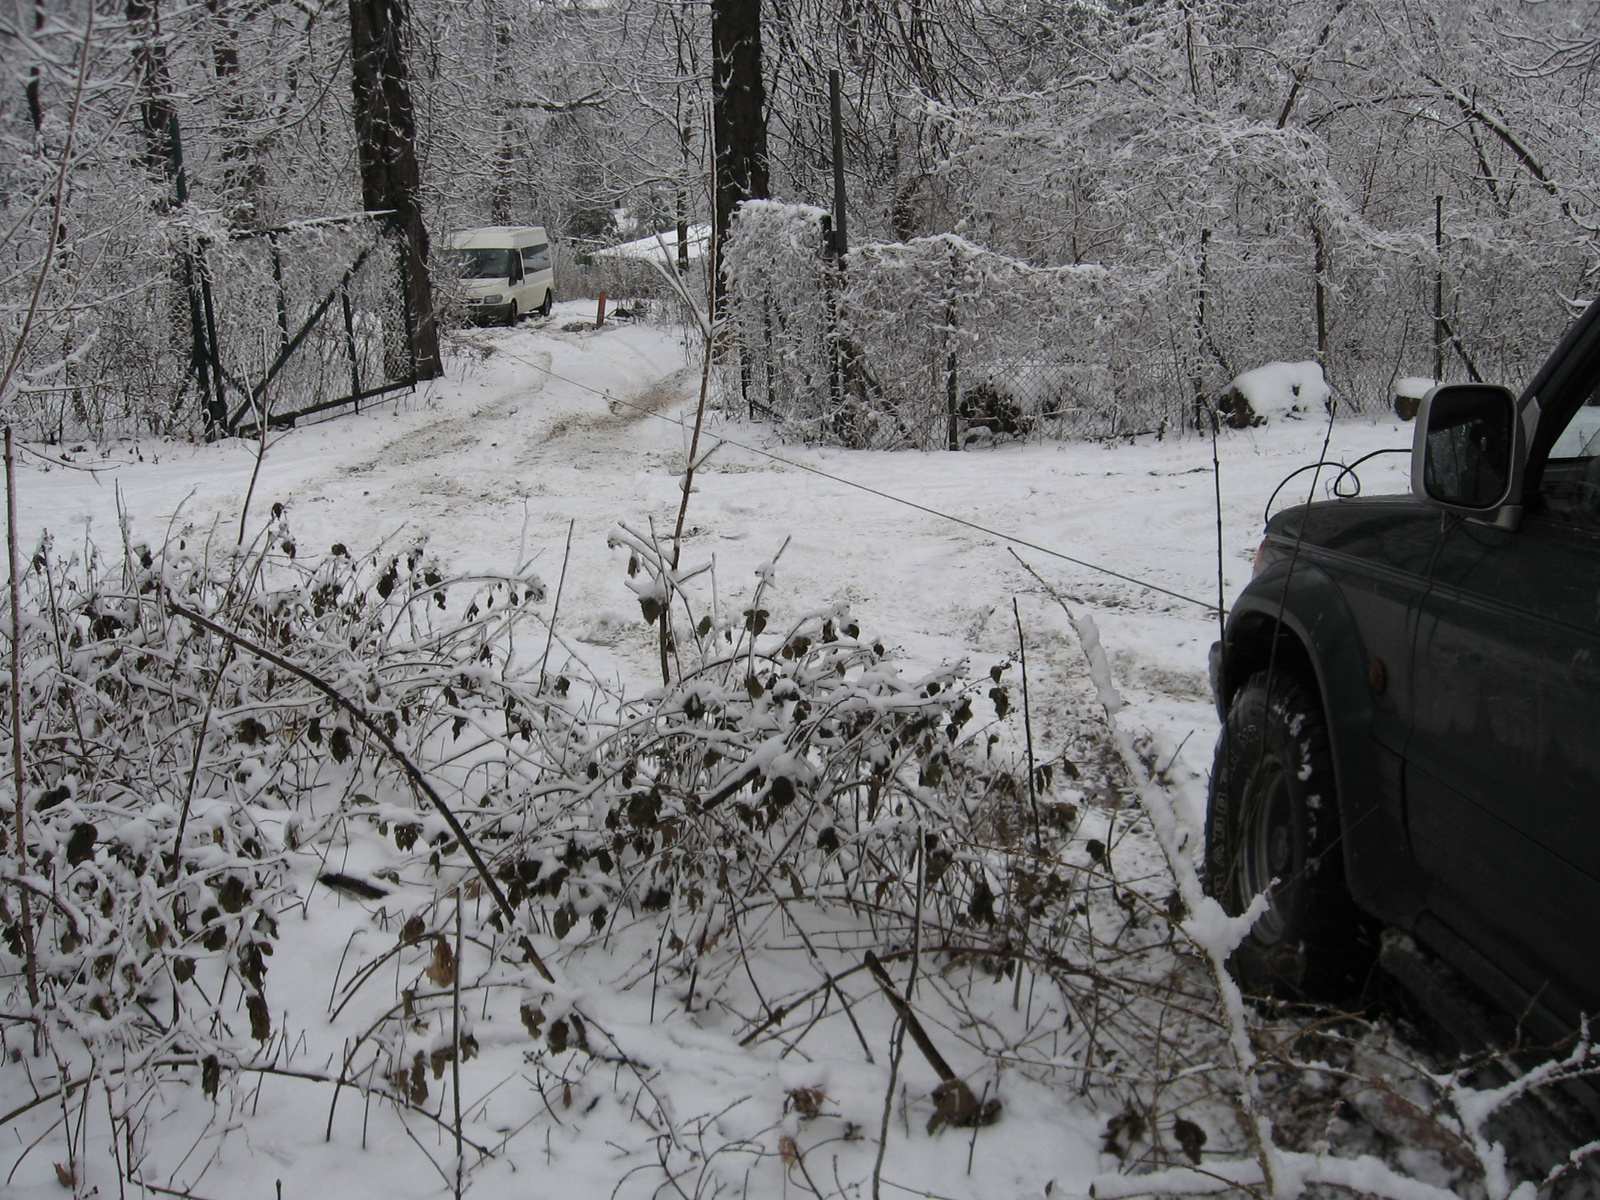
(444, 226), (554, 325)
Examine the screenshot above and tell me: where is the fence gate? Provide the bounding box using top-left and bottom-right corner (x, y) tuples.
(171, 142), (420, 436)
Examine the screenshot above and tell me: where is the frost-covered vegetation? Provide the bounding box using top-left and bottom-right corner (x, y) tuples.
(722, 202), (1195, 446)
(3, 499), (1595, 1199)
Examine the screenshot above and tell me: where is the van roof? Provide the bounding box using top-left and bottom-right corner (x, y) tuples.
(444, 226), (547, 249)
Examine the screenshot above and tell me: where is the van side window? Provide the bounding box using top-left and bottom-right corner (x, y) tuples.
(523, 243), (551, 273)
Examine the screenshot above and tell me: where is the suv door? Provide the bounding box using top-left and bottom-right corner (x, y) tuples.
(1406, 390), (1600, 1033)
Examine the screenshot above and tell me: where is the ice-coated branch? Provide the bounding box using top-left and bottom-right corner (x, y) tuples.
(163, 597), (556, 984)
(1015, 550), (1281, 1196)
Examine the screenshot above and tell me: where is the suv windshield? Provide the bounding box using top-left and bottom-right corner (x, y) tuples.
(452, 248), (515, 279)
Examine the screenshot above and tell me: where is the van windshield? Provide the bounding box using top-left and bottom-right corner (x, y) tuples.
(452, 248), (515, 279)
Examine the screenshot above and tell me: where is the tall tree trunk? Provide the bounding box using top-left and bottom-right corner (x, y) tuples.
(675, 0), (694, 275)
(487, 9), (515, 223)
(24, 0), (44, 135)
(126, 0), (176, 179)
(206, 0), (269, 228)
(349, 0), (441, 379)
(710, 0), (767, 311)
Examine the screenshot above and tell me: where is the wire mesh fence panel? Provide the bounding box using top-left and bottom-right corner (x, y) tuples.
(721, 202), (837, 430)
(1, 206), (418, 441)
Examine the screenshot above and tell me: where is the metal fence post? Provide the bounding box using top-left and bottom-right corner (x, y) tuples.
(822, 214), (842, 421)
(1192, 227), (1210, 431)
(270, 232), (290, 356)
(739, 343), (752, 419)
(945, 341), (958, 450)
(762, 292), (775, 416)
(197, 244), (228, 429)
(945, 244), (960, 451)
(341, 271), (362, 411)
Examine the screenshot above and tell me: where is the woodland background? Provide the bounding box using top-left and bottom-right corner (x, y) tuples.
(4, 0), (1600, 442)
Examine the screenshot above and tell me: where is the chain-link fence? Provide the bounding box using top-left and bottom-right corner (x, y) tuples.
(720, 201), (1497, 449)
(722, 202), (1208, 449)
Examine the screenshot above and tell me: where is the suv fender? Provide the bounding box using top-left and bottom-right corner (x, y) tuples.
(1219, 558), (1426, 930)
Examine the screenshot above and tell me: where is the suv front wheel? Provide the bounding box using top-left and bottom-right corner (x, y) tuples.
(1205, 668), (1374, 1001)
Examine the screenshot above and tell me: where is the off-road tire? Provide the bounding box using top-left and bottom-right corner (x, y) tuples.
(1205, 668), (1375, 1001)
(539, 289), (553, 317)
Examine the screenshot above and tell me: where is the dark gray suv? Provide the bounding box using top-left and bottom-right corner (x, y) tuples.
(1206, 296), (1600, 1048)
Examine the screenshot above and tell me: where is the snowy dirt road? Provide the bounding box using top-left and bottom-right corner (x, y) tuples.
(13, 305), (1430, 1200)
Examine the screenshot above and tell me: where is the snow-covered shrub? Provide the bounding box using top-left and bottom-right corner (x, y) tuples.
(137, 515), (1240, 1191)
(6, 520), (1593, 1198)
(6, 530), (297, 1064)
(475, 522), (1257, 1178)
(0, 516), (547, 1108)
(722, 203), (1187, 448)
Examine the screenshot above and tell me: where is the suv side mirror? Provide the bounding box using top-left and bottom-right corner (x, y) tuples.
(1411, 383), (1525, 528)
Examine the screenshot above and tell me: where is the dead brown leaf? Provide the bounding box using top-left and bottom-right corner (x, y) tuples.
(426, 935), (456, 986)
(788, 1086), (826, 1120)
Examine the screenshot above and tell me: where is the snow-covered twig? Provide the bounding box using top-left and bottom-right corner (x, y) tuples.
(1014, 550), (1280, 1195)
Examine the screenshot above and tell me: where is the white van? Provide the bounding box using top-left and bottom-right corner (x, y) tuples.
(443, 226), (555, 325)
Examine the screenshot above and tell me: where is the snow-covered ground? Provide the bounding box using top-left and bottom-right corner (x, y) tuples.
(11, 303), (1426, 1200)
(26, 301), (1412, 795)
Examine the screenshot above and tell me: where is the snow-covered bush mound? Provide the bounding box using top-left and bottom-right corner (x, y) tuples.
(1224, 360), (1333, 425)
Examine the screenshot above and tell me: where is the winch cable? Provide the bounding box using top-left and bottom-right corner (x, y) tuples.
(495, 346), (1219, 614)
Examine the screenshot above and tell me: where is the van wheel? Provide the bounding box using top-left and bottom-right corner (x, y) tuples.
(539, 290), (553, 317)
(1204, 668), (1375, 1001)
(505, 299), (518, 327)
